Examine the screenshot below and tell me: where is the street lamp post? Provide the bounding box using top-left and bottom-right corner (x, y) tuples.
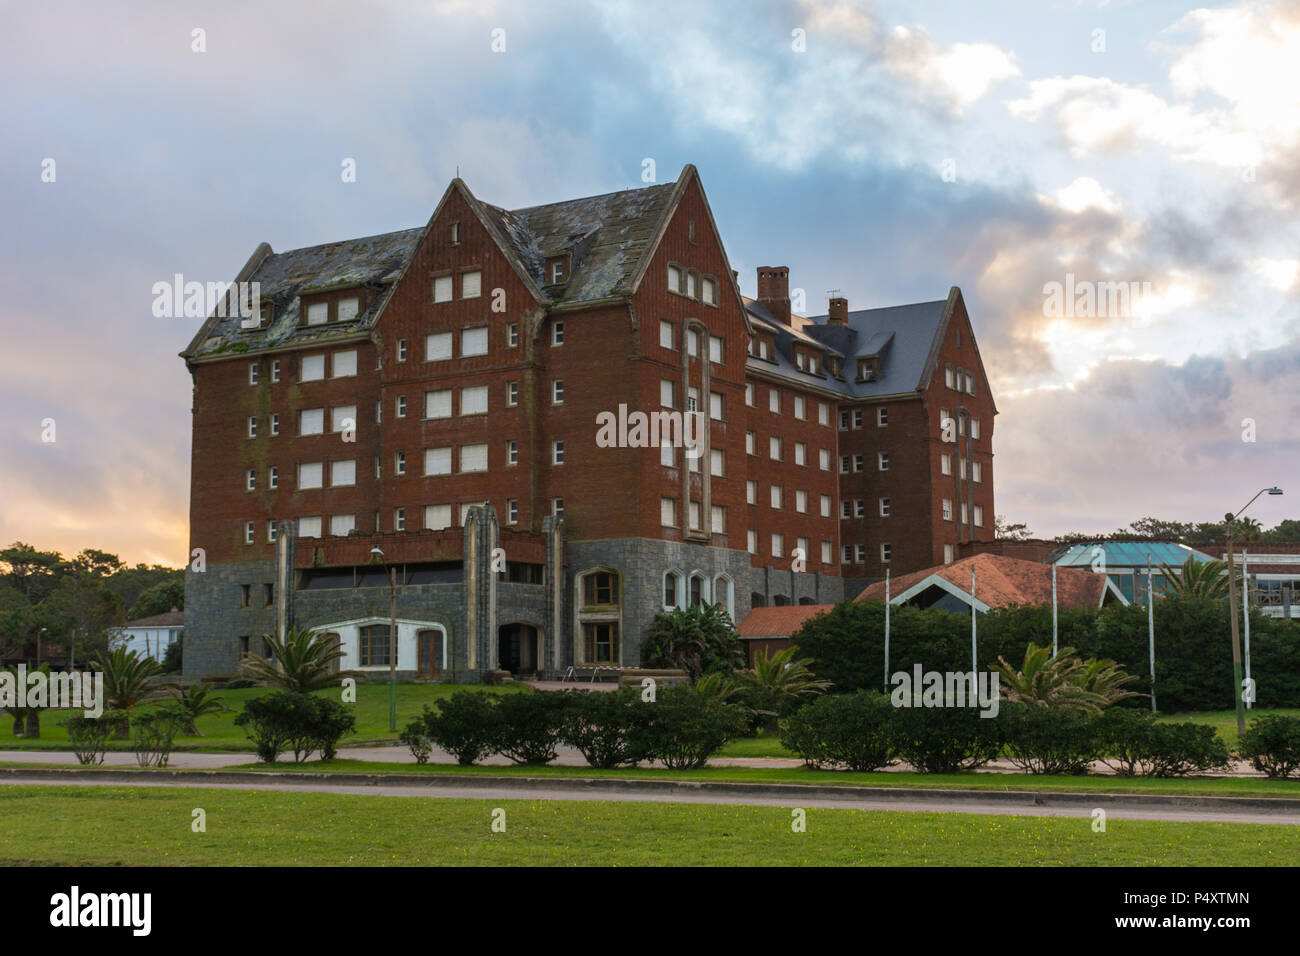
(370, 547), (398, 733)
(1225, 487), (1283, 736)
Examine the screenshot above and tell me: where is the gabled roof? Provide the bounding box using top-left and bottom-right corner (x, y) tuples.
(124, 610), (185, 628)
(737, 604), (836, 638)
(802, 297), (950, 398)
(856, 553), (1126, 610)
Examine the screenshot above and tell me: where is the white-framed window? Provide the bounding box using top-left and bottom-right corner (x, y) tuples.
(878, 452), (889, 471)
(268, 466), (278, 489)
(973, 461), (983, 483)
(426, 332), (453, 361)
(771, 533), (784, 558)
(941, 453), (952, 475)
(507, 381), (519, 406)
(876, 497), (889, 517)
(461, 386), (488, 415)
(818, 402), (830, 426)
(687, 386), (698, 412)
(974, 505), (985, 527)
(299, 408), (324, 436)
(945, 366), (955, 388)
(337, 298), (359, 322)
(660, 439), (675, 468)
(746, 431), (756, 455)
(551, 321), (564, 346)
(709, 391), (724, 421)
(331, 460), (355, 487)
(944, 543), (955, 564)
(769, 436), (781, 460)
(745, 383), (754, 406)
(769, 389), (780, 413)
(971, 419), (981, 440)
(246, 468), (256, 490)
(661, 497), (676, 527)
(461, 271), (481, 299)
(821, 541), (833, 564)
(249, 362), (259, 385)
(881, 543), (892, 563)
(841, 499), (852, 519)
(686, 329), (699, 357)
(840, 456), (850, 474)
(506, 499), (518, 524)
(839, 410), (850, 430)
(270, 413), (279, 436)
(943, 499), (953, 521)
(433, 275), (453, 303)
(710, 448), (725, 477)
(711, 505), (725, 534)
(331, 405), (356, 433)
(660, 379), (675, 408)
(659, 319), (674, 349)
(306, 302), (328, 326)
(462, 327), (488, 357)
(271, 360), (280, 383)
(961, 502), (969, 524)
(797, 536), (809, 559)
(794, 442), (807, 466)
(708, 335), (723, 364)
(425, 504), (452, 531)
(330, 514), (355, 537)
(685, 271), (697, 299)
(425, 447), (452, 476)
(842, 545), (853, 564)
(747, 530), (758, 555)
(375, 401), (382, 424)
(667, 264), (682, 293)
(794, 395), (805, 420)
(396, 395), (407, 418)
(877, 406), (888, 426)
(689, 501), (702, 530)
(853, 454), (864, 472)
(301, 354), (325, 381)
(268, 520), (278, 543)
(746, 480), (757, 505)
(820, 494), (831, 517)
(397, 339), (407, 362)
(770, 485), (783, 509)
(298, 516), (321, 538)
(552, 441), (564, 465)
(506, 440), (518, 466)
(702, 276), (717, 305)
(395, 451), (406, 476)
(298, 462), (323, 489)
(332, 350), (357, 378)
(461, 444), (488, 472)
(552, 380), (564, 405)
(959, 457), (967, 479)
(819, 448), (830, 471)
(853, 499), (865, 518)
(507, 323), (519, 348)
(795, 489), (808, 514)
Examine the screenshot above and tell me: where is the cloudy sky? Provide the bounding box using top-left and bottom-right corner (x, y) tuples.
(2, 0), (1297, 565)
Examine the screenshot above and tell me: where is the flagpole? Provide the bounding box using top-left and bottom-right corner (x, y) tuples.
(883, 569), (891, 690)
(1051, 563), (1058, 658)
(971, 564), (978, 677)
(1243, 549), (1252, 709)
(1147, 554), (1157, 714)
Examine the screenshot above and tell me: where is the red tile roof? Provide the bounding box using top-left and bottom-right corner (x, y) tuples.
(737, 604), (836, 638)
(124, 610), (185, 628)
(856, 553), (1110, 609)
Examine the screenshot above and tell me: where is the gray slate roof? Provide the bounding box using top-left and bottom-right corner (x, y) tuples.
(746, 296), (951, 400)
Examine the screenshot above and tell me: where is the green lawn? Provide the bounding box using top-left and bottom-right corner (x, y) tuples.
(1, 785), (1294, 865)
(1159, 708), (1300, 748)
(0, 682), (525, 751)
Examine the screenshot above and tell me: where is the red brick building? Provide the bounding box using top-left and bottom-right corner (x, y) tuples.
(181, 165), (997, 680)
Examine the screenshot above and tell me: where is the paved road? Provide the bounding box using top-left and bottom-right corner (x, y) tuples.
(2, 772), (1296, 825)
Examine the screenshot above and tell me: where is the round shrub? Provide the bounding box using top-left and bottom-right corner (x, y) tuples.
(560, 688), (653, 768)
(492, 691), (571, 765)
(1001, 703), (1099, 775)
(234, 691), (355, 763)
(779, 691), (896, 771)
(891, 703), (1003, 774)
(636, 685), (747, 770)
(419, 692), (502, 766)
(1238, 714), (1300, 779)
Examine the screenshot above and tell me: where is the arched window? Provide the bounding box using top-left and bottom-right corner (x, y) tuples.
(581, 569), (619, 608)
(689, 572), (709, 607)
(663, 570), (684, 610)
(577, 567), (623, 666)
(713, 573), (735, 621)
(798, 596), (815, 606)
(751, 592), (766, 608)
(773, 594), (791, 607)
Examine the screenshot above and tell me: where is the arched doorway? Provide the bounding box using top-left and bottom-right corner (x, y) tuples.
(498, 623), (540, 677)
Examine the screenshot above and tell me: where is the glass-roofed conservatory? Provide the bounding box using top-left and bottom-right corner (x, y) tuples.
(1049, 541), (1218, 605)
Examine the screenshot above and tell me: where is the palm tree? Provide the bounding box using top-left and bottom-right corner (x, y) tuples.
(641, 605), (741, 679)
(238, 627), (364, 693)
(740, 647), (831, 728)
(92, 646), (166, 736)
(991, 643), (1140, 713)
(1158, 556), (1235, 601)
(166, 682), (229, 735)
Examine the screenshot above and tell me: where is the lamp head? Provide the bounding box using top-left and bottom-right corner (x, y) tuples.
(1268, 487), (1284, 495)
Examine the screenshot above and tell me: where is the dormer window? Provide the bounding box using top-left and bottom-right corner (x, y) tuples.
(337, 297), (359, 322)
(857, 357), (879, 381)
(546, 255), (569, 285)
(828, 357), (842, 378)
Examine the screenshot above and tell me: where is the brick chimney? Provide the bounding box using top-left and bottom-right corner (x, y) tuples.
(756, 266), (791, 325)
(828, 296), (848, 325)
